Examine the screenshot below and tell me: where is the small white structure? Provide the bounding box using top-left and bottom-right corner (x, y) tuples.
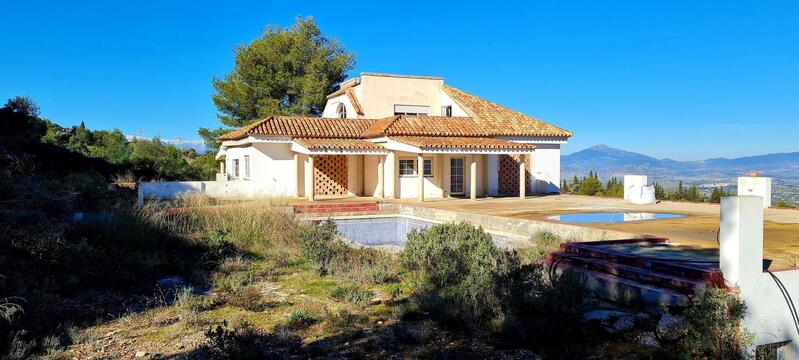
(624, 175), (655, 205)
(623, 175), (648, 201)
(737, 174), (772, 208)
(720, 196), (798, 357)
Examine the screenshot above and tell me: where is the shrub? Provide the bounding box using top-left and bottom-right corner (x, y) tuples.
(400, 222), (518, 330)
(329, 283), (374, 306)
(674, 288), (749, 359)
(519, 231), (563, 264)
(324, 309), (368, 333)
(286, 309), (317, 329)
(228, 286), (264, 312)
(205, 320), (301, 360)
(300, 219), (341, 275)
(502, 265), (597, 357)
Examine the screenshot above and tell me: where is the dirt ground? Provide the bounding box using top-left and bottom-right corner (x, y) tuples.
(398, 195), (799, 270)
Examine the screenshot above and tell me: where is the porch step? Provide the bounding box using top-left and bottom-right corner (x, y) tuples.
(556, 264), (692, 307)
(547, 239), (726, 308)
(548, 251), (706, 294)
(558, 242), (724, 287)
(293, 202), (380, 215)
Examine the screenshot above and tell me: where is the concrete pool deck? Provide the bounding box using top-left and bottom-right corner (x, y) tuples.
(398, 195), (799, 270)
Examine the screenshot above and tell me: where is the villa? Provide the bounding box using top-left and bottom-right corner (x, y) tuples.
(213, 73), (572, 201)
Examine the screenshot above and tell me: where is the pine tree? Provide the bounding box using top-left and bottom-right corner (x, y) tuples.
(653, 182), (665, 200)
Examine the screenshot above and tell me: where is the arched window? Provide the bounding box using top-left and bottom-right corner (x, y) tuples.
(336, 103), (347, 118)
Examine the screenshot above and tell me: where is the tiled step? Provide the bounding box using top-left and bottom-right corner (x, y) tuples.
(293, 203), (379, 214)
(556, 264), (693, 307)
(559, 242), (724, 288)
(548, 251), (707, 293)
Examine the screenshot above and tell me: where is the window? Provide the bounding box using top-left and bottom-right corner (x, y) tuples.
(441, 105), (452, 117)
(450, 158), (464, 194)
(243, 155), (250, 179)
(232, 159), (240, 178)
(394, 104), (429, 116)
(399, 159), (416, 176)
(336, 102), (347, 118)
(423, 159), (433, 177)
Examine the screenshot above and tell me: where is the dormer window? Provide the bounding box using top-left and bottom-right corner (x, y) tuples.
(441, 105), (452, 117)
(336, 103), (347, 118)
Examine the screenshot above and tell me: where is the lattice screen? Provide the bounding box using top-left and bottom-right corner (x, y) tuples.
(498, 155), (531, 195)
(314, 155), (349, 196)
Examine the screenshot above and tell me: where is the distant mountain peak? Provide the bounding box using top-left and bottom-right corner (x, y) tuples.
(589, 144), (612, 151)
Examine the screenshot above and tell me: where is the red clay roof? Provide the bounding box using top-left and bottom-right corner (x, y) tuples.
(361, 115), (488, 138)
(217, 116), (376, 141)
(442, 85), (572, 137)
(390, 136), (536, 150)
(294, 138), (384, 151)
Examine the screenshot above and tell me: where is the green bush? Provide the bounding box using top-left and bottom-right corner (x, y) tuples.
(400, 222), (518, 330)
(300, 219), (342, 275)
(329, 283), (374, 306)
(675, 288), (750, 359)
(286, 309), (317, 329)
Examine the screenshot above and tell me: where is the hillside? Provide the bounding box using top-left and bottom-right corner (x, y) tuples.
(562, 145), (799, 183)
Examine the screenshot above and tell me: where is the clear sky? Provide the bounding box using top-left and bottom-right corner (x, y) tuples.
(2, 1), (797, 160)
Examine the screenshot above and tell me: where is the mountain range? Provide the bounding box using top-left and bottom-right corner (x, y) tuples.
(561, 145), (799, 185)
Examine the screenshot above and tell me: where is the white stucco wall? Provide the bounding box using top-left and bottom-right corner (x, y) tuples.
(720, 196), (799, 356)
(530, 144), (561, 194)
(321, 93), (358, 119)
(138, 181), (253, 202)
(224, 143), (297, 197)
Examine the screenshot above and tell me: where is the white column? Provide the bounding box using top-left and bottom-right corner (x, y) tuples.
(293, 153), (300, 197)
(519, 154), (526, 199)
(418, 154), (425, 202)
(376, 155), (384, 198)
(305, 155), (315, 201)
(385, 151), (396, 198)
(719, 196), (763, 288)
(470, 157), (477, 200)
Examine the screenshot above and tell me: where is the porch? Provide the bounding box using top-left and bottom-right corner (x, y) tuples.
(295, 151), (533, 202)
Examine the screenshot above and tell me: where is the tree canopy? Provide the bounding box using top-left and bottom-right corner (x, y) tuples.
(201, 16), (355, 147)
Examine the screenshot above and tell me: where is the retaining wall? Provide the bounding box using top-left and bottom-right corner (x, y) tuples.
(386, 204), (641, 243)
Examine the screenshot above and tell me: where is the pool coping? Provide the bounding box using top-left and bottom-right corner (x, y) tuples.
(305, 213), (530, 249)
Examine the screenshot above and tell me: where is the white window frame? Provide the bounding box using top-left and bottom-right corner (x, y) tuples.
(441, 105), (452, 117)
(243, 155), (250, 180)
(398, 158), (416, 177)
(232, 159), (240, 179)
(336, 102), (347, 118)
(423, 158), (433, 177)
(394, 104), (429, 116)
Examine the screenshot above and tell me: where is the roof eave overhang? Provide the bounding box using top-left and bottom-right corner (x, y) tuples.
(290, 141), (387, 155)
(384, 138), (534, 154)
(220, 135), (293, 149)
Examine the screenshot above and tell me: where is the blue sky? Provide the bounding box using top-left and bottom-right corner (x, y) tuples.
(1, 1), (797, 160)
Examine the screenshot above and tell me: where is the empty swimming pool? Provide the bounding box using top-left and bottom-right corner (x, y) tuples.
(546, 212), (684, 224)
(332, 216), (516, 247)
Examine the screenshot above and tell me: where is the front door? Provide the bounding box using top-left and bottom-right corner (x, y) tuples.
(450, 158), (464, 195)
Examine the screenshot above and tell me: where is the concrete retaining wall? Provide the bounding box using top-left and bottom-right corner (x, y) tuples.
(138, 181), (253, 202)
(388, 204), (640, 244)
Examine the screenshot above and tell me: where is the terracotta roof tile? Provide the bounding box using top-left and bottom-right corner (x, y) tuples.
(390, 136), (536, 150)
(294, 138), (384, 151)
(362, 115), (488, 138)
(218, 116), (376, 141)
(443, 85), (572, 137)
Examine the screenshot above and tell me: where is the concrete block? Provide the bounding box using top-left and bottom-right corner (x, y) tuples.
(737, 176), (772, 208)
